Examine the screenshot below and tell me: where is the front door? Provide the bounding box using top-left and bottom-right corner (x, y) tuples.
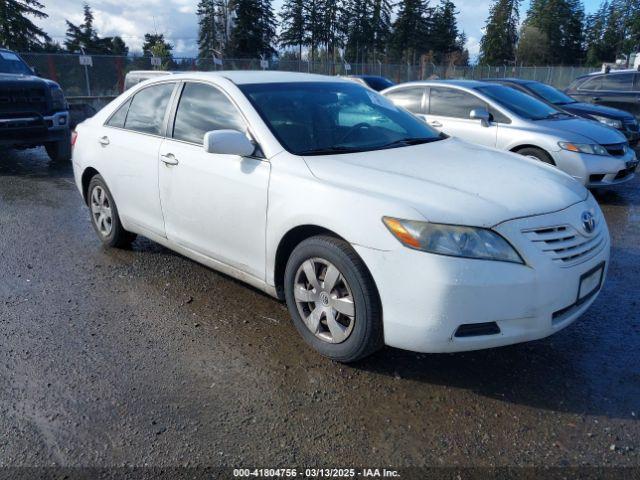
(158, 82), (270, 280)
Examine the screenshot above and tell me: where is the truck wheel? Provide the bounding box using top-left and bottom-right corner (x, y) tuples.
(87, 175), (137, 248)
(45, 129), (72, 162)
(284, 235), (383, 363)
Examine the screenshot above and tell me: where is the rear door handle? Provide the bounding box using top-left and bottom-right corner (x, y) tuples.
(160, 153), (179, 166)
(592, 97), (601, 102)
(98, 136), (110, 146)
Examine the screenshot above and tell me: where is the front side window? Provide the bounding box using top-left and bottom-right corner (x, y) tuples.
(385, 87), (425, 114)
(123, 83), (175, 135)
(239, 82), (441, 155)
(601, 73), (633, 91)
(429, 87), (487, 119)
(172, 82), (246, 144)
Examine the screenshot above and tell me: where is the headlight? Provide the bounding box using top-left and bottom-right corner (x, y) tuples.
(558, 142), (609, 156)
(49, 84), (67, 112)
(591, 115), (622, 129)
(382, 217), (523, 264)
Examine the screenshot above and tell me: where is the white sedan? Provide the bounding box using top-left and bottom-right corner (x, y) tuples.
(72, 71), (610, 362)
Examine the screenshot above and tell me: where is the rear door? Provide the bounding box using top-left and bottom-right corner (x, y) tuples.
(426, 87), (498, 147)
(99, 82), (177, 237)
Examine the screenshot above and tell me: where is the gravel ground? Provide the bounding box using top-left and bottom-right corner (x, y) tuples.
(0, 147), (638, 473)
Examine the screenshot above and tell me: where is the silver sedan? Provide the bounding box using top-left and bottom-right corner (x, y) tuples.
(383, 80), (638, 187)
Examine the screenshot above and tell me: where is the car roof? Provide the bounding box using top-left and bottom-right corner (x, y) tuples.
(483, 78), (534, 85)
(391, 79), (501, 89)
(161, 70), (349, 85)
(578, 68), (636, 79)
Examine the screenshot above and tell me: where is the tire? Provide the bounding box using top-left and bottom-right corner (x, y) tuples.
(87, 174), (136, 248)
(45, 129), (72, 162)
(516, 147), (555, 165)
(284, 235), (383, 362)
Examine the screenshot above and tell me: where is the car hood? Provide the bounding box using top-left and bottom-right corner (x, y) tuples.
(535, 117), (627, 144)
(563, 102), (635, 121)
(303, 138), (587, 227)
(0, 72), (55, 87)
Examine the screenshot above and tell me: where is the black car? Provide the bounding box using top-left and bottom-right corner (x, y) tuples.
(486, 77), (640, 146)
(0, 48), (71, 161)
(346, 75), (395, 91)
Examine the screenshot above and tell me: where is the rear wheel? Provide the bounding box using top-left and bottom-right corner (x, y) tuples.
(45, 129), (72, 162)
(87, 175), (136, 248)
(516, 147), (554, 165)
(284, 235), (383, 362)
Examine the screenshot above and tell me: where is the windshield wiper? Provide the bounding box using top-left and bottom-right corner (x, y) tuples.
(542, 112), (572, 120)
(297, 146), (365, 156)
(377, 137), (442, 149)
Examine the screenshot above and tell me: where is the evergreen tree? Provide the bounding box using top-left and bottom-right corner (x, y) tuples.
(228, 0), (276, 58)
(142, 33), (174, 57)
(389, 0), (433, 63)
(279, 0), (307, 59)
(64, 3), (98, 53)
(479, 0), (520, 65)
(522, 0), (585, 64)
(431, 0), (460, 62)
(0, 0), (50, 51)
(197, 0), (218, 58)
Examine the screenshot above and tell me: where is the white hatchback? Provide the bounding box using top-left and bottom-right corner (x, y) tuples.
(72, 71), (610, 362)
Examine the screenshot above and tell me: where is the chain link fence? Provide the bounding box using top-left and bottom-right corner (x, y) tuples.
(20, 52), (599, 103)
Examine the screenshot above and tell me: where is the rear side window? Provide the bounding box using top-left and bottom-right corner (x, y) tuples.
(601, 73), (633, 91)
(385, 87), (425, 114)
(124, 83), (175, 135)
(105, 98), (131, 128)
(172, 82), (246, 144)
(430, 87), (487, 119)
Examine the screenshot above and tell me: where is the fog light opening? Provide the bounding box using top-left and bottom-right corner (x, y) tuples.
(454, 322), (501, 338)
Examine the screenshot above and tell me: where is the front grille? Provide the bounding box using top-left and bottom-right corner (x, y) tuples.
(523, 222), (606, 266)
(603, 143), (627, 157)
(0, 86), (48, 114)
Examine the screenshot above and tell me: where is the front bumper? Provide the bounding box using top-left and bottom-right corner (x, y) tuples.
(0, 111), (69, 147)
(355, 199), (610, 354)
(552, 148), (637, 187)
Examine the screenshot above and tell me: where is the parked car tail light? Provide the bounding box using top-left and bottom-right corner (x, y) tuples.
(71, 131), (78, 148)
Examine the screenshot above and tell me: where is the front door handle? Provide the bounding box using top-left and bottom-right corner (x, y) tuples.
(429, 121), (443, 128)
(592, 97), (601, 102)
(98, 136), (110, 146)
(160, 153), (179, 166)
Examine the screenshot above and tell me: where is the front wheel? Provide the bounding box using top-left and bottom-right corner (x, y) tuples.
(516, 147), (554, 165)
(45, 129), (72, 162)
(284, 235), (383, 362)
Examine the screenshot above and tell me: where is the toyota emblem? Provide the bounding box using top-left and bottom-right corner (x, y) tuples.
(581, 211), (596, 234)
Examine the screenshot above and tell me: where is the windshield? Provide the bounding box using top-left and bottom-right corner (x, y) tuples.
(476, 85), (569, 121)
(526, 82), (577, 105)
(239, 82), (442, 155)
(362, 76), (395, 91)
(0, 51), (33, 75)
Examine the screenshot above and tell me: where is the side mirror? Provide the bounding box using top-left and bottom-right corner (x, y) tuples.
(203, 130), (255, 157)
(30, 66), (41, 77)
(470, 108), (491, 127)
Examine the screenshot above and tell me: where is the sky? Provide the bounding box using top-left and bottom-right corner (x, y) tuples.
(38, 0), (603, 59)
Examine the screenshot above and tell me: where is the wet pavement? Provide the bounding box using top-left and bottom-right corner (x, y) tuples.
(0, 147), (638, 470)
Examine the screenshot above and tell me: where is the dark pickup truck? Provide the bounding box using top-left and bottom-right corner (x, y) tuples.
(0, 48), (71, 162)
